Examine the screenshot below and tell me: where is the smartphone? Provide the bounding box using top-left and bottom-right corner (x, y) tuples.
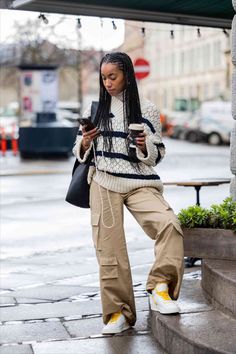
(78, 118), (96, 132)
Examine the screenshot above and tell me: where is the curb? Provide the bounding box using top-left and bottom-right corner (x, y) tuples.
(0, 170), (69, 177)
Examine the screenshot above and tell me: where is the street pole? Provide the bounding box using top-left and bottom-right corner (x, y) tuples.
(77, 19), (83, 116)
(100, 18), (104, 62)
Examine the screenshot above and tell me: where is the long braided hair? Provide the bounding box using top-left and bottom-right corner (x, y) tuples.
(95, 52), (142, 160)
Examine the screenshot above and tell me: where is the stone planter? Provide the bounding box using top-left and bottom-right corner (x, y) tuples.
(183, 228), (236, 261)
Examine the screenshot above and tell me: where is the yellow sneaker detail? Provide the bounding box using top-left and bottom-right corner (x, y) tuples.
(109, 312), (122, 324)
(155, 290), (172, 301)
(150, 283), (180, 314)
(102, 312), (130, 334)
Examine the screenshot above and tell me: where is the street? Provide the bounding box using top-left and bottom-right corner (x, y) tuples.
(0, 137), (231, 353)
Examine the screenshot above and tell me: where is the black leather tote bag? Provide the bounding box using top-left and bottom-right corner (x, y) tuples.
(65, 101), (98, 208)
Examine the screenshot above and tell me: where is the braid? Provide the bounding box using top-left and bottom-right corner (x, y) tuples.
(95, 52), (142, 162)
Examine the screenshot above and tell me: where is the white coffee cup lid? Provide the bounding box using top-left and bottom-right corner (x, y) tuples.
(128, 123), (144, 130)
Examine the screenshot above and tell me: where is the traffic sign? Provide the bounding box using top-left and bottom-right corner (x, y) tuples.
(134, 58), (150, 80)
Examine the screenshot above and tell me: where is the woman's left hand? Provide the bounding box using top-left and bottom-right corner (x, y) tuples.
(135, 132), (147, 154)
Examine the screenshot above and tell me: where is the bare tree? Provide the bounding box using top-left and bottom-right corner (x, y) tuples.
(1, 16), (77, 66)
(0, 17), (102, 109)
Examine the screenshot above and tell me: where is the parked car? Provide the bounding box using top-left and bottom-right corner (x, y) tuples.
(184, 101), (233, 145)
(183, 116), (201, 143)
(164, 97), (200, 139)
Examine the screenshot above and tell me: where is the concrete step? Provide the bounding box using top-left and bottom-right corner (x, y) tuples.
(150, 273), (236, 354)
(202, 259), (236, 319)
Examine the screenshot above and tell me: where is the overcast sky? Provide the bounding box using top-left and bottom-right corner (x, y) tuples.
(0, 10), (125, 50)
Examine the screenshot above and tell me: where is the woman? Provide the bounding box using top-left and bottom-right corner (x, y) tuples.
(73, 52), (184, 335)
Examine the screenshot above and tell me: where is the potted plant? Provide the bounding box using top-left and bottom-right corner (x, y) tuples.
(178, 197), (236, 261)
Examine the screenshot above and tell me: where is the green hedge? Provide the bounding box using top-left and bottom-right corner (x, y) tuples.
(178, 197), (236, 232)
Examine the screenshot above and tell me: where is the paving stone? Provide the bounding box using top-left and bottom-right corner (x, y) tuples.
(5, 321), (24, 325)
(15, 298), (50, 304)
(64, 311), (150, 338)
(135, 296), (149, 312)
(134, 290), (147, 298)
(74, 290), (99, 298)
(131, 273), (148, 284)
(0, 304), (16, 308)
(132, 264), (152, 276)
(127, 239), (153, 252)
(0, 263), (31, 274)
(4, 248), (95, 267)
(0, 345), (33, 354)
(55, 273), (99, 286)
(0, 321), (70, 345)
(129, 249), (154, 267)
(26, 320), (44, 324)
(63, 316), (103, 338)
(32, 334), (164, 354)
(0, 274), (48, 290)
(0, 297), (16, 305)
(0, 299), (102, 322)
(11, 285), (99, 302)
(64, 315), (83, 321)
(83, 281), (100, 288)
(0, 290), (12, 296)
(28, 263), (98, 280)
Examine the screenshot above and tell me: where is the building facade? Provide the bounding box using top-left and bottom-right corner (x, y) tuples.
(122, 21), (231, 111)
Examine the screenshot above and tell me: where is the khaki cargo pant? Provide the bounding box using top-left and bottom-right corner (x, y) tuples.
(90, 180), (184, 326)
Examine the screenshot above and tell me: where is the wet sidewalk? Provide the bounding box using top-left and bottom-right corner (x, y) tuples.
(0, 237), (172, 354)
(0, 152), (73, 177)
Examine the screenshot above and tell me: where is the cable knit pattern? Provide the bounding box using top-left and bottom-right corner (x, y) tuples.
(72, 96), (165, 193)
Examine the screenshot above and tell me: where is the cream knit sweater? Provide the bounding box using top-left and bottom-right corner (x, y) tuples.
(73, 95), (165, 193)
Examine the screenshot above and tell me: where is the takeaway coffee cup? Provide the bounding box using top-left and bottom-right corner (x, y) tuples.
(128, 123), (144, 148)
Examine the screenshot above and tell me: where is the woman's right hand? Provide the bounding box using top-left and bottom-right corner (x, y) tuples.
(81, 126), (100, 151)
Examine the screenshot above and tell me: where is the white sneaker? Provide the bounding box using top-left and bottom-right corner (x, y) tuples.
(102, 312), (130, 334)
(150, 282), (180, 314)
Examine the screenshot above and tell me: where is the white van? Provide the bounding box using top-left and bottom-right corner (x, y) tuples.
(186, 101), (233, 145)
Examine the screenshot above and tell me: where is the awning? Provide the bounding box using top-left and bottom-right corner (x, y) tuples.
(1, 0), (234, 29)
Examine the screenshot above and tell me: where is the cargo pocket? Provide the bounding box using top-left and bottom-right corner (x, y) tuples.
(100, 257), (118, 280)
(91, 212), (101, 250)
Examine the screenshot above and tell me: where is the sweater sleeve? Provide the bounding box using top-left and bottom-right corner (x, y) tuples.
(72, 104), (93, 163)
(136, 100), (165, 166)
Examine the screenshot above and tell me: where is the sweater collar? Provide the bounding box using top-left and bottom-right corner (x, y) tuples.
(114, 91), (125, 102)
